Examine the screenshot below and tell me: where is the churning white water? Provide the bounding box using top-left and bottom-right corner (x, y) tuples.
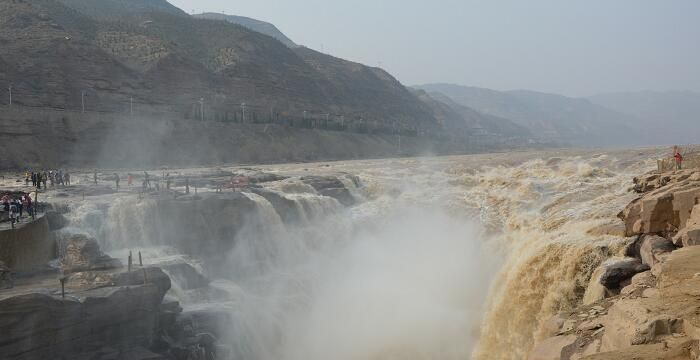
(62, 149), (662, 360)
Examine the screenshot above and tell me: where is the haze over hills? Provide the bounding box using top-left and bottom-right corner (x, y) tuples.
(0, 0), (541, 167)
(589, 91), (700, 145)
(194, 12), (298, 48)
(415, 83), (645, 147)
(0, 0), (441, 133)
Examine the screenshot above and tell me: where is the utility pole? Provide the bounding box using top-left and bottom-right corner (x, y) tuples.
(8, 85), (12, 106)
(81, 91), (86, 113)
(199, 98), (204, 121)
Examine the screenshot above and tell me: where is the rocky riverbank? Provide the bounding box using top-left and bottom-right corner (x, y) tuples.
(0, 166), (363, 360)
(530, 168), (700, 360)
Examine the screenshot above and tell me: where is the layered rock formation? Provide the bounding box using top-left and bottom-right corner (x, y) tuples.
(530, 168), (700, 359)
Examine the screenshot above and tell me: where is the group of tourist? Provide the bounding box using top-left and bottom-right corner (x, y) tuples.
(1, 193), (33, 227)
(26, 170), (71, 189)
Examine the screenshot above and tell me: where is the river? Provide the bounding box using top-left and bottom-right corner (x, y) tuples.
(62, 148), (664, 359)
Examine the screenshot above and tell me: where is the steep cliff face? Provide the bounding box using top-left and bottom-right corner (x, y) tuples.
(0, 267), (171, 360)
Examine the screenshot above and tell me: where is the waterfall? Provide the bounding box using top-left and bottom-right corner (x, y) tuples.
(56, 151), (661, 360)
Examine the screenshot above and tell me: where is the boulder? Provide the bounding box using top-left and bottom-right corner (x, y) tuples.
(619, 176), (700, 236)
(625, 235), (675, 267)
(59, 234), (122, 274)
(673, 226), (700, 247)
(688, 204), (700, 228)
(632, 174), (668, 193)
(598, 257), (650, 290)
(620, 271), (655, 297)
(674, 205), (700, 247)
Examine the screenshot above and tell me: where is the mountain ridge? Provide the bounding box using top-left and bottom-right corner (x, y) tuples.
(194, 12), (298, 48)
(415, 83), (645, 147)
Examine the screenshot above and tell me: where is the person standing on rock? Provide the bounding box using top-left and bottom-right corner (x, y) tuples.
(675, 151), (683, 170)
(31, 172), (36, 187)
(9, 199), (18, 227)
(185, 177), (190, 194)
(2, 194), (10, 213)
(16, 197), (23, 220)
(64, 172), (70, 186)
(127, 173), (133, 187)
(42, 172), (47, 189)
(144, 171), (150, 189)
(94, 170), (98, 185)
(114, 173), (120, 191)
(22, 194), (31, 218)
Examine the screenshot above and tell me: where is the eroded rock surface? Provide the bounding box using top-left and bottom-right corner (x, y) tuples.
(620, 169), (700, 237)
(58, 234), (122, 274)
(0, 268), (171, 360)
(532, 168), (700, 360)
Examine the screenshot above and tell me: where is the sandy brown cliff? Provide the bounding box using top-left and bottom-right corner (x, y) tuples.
(530, 168), (700, 359)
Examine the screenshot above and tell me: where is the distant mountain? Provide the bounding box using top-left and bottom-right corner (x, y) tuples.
(415, 84), (643, 147)
(419, 91), (532, 138)
(589, 91), (700, 145)
(195, 13), (297, 48)
(0, 0), (442, 132)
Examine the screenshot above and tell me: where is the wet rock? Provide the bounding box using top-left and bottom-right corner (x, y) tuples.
(301, 175), (356, 206)
(64, 267), (171, 294)
(45, 211), (68, 231)
(58, 234), (122, 274)
(598, 257), (650, 290)
(160, 262), (209, 290)
(242, 170), (287, 184)
(251, 188), (303, 223)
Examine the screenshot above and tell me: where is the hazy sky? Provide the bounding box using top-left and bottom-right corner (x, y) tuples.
(168, 0), (700, 97)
